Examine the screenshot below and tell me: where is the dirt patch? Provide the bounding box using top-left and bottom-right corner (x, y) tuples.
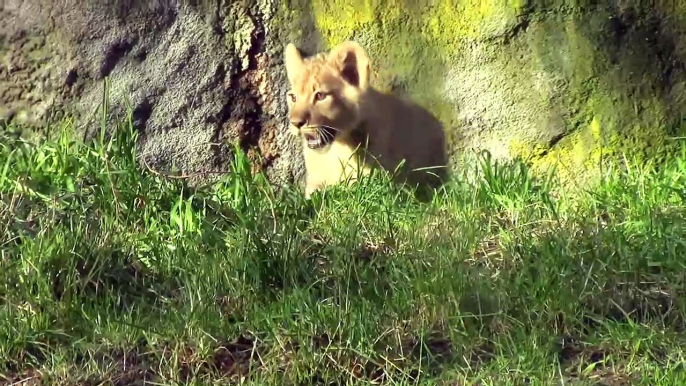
(179, 335), (262, 383)
(317, 328), (463, 384)
(557, 336), (638, 386)
(584, 280), (683, 329)
(0, 369), (41, 386)
(87, 345), (156, 386)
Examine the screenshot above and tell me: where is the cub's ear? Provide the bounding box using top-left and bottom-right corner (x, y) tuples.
(327, 40), (370, 90)
(284, 43), (303, 85)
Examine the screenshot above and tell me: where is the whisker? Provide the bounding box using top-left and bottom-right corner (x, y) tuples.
(320, 124), (342, 132)
(322, 127), (336, 142)
(321, 130), (333, 143)
(315, 128), (326, 143)
(305, 124), (341, 132)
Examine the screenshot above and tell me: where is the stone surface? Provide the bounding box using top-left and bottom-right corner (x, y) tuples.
(2, 1), (686, 187)
(1, 0), (309, 186)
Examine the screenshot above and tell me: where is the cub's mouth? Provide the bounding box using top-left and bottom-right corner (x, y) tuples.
(303, 126), (337, 149)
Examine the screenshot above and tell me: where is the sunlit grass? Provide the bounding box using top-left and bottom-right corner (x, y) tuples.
(1, 115), (685, 385)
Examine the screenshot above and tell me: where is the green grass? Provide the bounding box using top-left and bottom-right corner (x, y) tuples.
(1, 115), (685, 385)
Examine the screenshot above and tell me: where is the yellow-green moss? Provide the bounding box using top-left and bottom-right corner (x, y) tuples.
(420, 0), (524, 51)
(509, 122), (606, 186)
(312, 0), (525, 52)
(509, 139), (548, 161)
(312, 0), (380, 46)
(514, 6), (682, 183)
(512, 102), (677, 186)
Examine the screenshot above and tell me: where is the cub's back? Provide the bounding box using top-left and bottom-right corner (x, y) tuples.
(363, 90), (448, 188)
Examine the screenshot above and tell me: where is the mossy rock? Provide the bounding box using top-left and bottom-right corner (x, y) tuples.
(290, 1), (686, 185)
(3, 1), (685, 188)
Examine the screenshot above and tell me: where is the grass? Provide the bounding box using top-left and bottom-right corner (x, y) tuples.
(0, 114), (685, 385)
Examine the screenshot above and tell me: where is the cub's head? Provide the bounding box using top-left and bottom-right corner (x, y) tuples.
(284, 41), (370, 149)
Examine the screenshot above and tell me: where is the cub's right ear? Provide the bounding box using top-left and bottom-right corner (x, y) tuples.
(327, 40), (370, 90)
(284, 43), (303, 84)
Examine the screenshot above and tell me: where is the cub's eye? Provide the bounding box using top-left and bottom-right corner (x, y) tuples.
(288, 93), (297, 103)
(314, 92), (326, 102)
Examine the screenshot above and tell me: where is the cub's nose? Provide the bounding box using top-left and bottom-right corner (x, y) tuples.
(290, 119), (306, 128)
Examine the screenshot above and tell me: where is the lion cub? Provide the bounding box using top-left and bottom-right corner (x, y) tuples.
(284, 40), (448, 198)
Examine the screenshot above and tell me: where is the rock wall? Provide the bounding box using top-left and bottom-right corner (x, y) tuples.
(306, 1), (686, 182)
(1, 0), (309, 186)
(2, 1), (685, 186)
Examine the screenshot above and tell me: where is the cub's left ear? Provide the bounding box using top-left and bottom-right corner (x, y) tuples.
(327, 40), (370, 90)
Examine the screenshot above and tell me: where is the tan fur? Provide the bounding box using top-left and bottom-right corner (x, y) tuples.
(284, 41), (448, 198)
